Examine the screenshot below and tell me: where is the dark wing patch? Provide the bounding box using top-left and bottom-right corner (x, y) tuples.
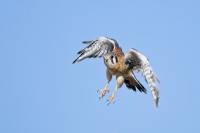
(73, 37), (119, 64)
(124, 48), (142, 70)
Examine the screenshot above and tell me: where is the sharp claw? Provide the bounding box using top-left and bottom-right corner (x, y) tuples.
(106, 93), (115, 105)
(98, 88), (109, 99)
(107, 101), (111, 106)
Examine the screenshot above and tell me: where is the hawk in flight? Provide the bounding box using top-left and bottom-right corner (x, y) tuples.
(73, 37), (160, 107)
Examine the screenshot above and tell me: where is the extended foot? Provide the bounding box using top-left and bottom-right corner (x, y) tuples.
(98, 88), (109, 99)
(107, 93), (115, 105)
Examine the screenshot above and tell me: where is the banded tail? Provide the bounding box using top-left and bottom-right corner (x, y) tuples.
(124, 73), (147, 94)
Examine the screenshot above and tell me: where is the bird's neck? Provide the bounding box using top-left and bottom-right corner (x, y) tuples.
(113, 47), (124, 57)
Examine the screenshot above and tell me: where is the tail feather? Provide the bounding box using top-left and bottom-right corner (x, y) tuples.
(124, 76), (147, 94)
(135, 79), (147, 93)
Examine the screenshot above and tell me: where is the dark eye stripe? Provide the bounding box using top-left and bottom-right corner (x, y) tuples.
(110, 56), (118, 64)
(111, 56), (114, 64)
(115, 56), (118, 63)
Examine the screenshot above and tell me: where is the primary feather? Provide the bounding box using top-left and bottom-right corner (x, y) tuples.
(73, 37), (118, 64)
(125, 48), (160, 107)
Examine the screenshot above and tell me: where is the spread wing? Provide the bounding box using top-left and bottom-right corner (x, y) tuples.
(73, 37), (119, 64)
(125, 48), (160, 107)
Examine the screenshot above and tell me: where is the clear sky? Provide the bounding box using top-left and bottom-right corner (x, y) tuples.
(1, 0), (200, 133)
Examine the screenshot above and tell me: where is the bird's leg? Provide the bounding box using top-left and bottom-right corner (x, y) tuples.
(107, 76), (124, 105)
(98, 69), (112, 99)
(98, 83), (110, 99)
(107, 88), (117, 105)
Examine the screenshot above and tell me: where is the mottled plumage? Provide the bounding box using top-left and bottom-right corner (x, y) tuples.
(73, 37), (160, 107)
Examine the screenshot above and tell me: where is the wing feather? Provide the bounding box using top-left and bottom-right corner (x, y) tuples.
(125, 48), (160, 107)
(73, 37), (119, 64)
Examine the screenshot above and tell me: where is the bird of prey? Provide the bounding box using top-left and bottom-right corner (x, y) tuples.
(73, 37), (160, 107)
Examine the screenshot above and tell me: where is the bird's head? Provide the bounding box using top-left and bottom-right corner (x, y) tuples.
(103, 52), (118, 67)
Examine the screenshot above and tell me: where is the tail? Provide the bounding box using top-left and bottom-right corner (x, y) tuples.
(124, 74), (147, 94)
(142, 64), (160, 107)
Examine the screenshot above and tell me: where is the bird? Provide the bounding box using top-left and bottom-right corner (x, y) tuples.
(73, 36), (160, 107)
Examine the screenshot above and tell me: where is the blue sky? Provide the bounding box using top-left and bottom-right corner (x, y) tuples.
(1, 0), (200, 133)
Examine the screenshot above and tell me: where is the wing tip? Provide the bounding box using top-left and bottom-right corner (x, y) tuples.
(82, 40), (93, 44)
(72, 59), (77, 64)
(155, 97), (159, 108)
(72, 57), (80, 64)
(77, 50), (83, 54)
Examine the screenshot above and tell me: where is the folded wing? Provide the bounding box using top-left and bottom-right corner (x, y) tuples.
(125, 48), (160, 107)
